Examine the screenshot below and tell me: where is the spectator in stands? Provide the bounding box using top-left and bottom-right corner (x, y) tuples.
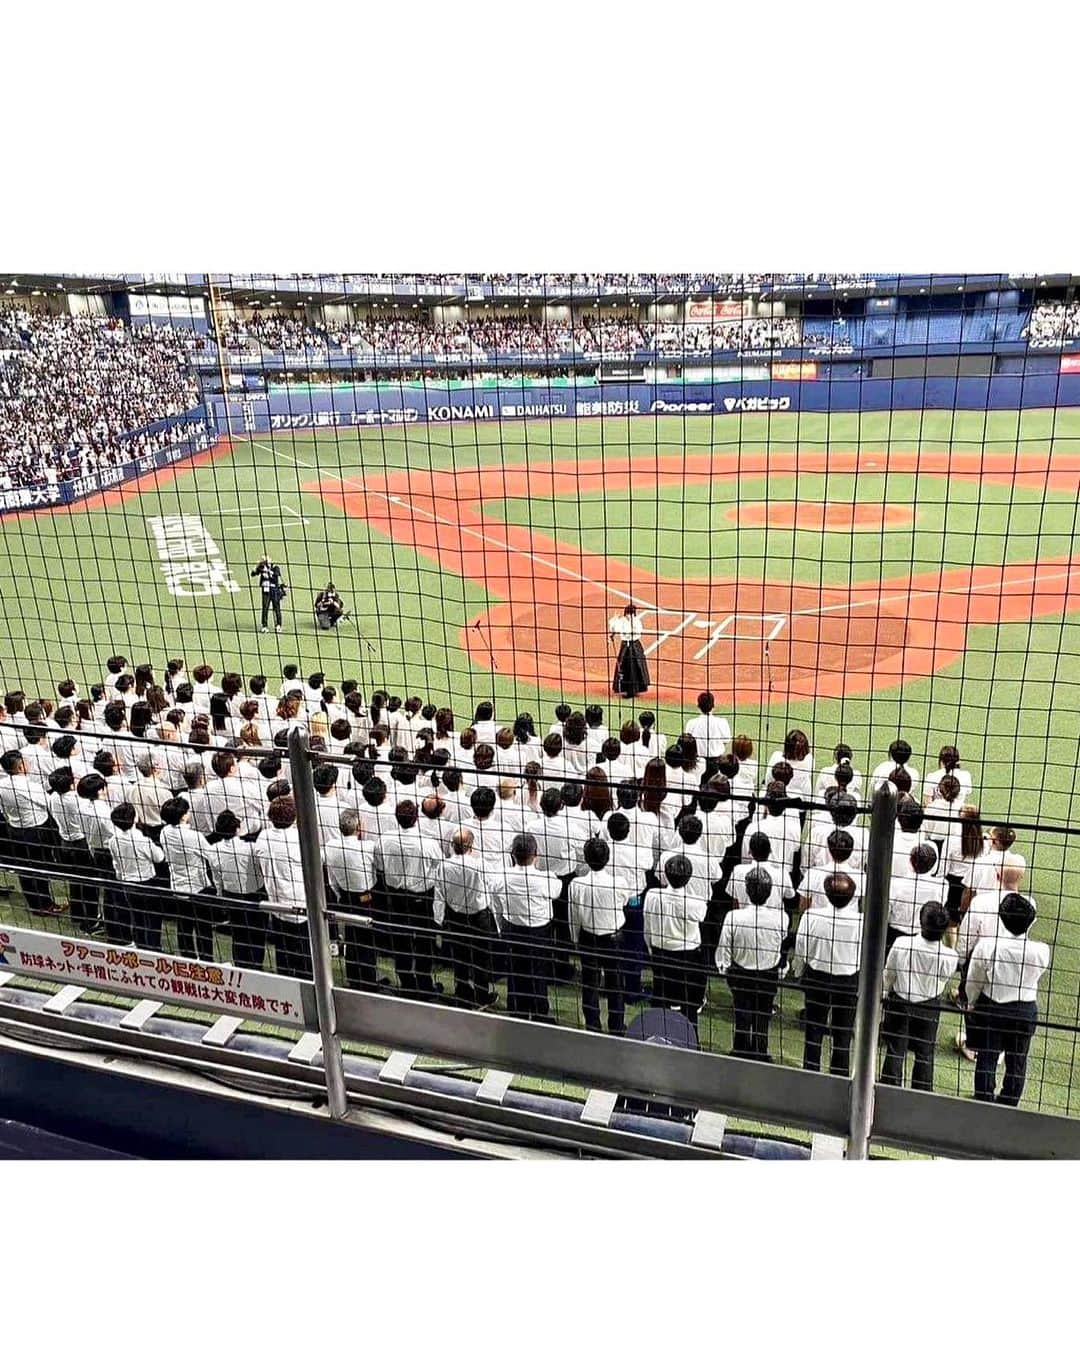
(569, 836), (627, 1034)
(434, 827), (498, 1009)
(643, 853), (708, 1028)
(0, 747), (57, 914)
(208, 810), (265, 970)
(793, 872), (862, 1075)
(107, 801), (166, 951)
(324, 808), (379, 991)
(159, 795), (215, 962)
(373, 799), (443, 997)
(253, 797), (312, 979)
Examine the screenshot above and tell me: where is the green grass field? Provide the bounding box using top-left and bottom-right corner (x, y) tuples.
(2, 407), (1080, 1117)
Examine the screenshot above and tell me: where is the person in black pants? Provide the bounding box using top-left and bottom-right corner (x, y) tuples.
(207, 811), (267, 969)
(716, 868), (785, 1061)
(793, 872), (862, 1075)
(966, 893), (1050, 1107)
(569, 836), (627, 1035)
(879, 901), (958, 1091)
(251, 554), (287, 633)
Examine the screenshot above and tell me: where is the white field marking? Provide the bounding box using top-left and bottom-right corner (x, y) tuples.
(642, 612), (699, 657)
(253, 438), (684, 616)
(220, 522), (309, 534)
(693, 615), (736, 660)
(786, 567), (1080, 622)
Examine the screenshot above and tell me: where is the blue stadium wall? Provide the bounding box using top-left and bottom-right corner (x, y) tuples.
(5, 375), (1080, 518)
(212, 373), (1080, 434)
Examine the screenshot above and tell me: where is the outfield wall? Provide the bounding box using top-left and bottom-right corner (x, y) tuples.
(210, 372), (1080, 434)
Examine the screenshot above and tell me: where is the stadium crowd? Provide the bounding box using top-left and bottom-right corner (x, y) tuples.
(653, 316), (802, 352)
(0, 308), (202, 489)
(0, 666), (1050, 1104)
(1024, 301), (1080, 345)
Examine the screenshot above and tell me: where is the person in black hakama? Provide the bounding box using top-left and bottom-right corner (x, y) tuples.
(609, 603), (650, 698)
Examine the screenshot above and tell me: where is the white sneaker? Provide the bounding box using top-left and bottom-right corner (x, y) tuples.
(260, 626), (267, 634)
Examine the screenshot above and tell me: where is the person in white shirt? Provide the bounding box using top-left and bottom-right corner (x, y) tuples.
(716, 867), (785, 1061)
(636, 711), (667, 762)
(870, 738), (921, 797)
(488, 832), (561, 1019)
(433, 828), (498, 1009)
(434, 766), (472, 825)
(888, 844), (949, 947)
(767, 729), (814, 802)
(179, 761), (218, 837)
(548, 704), (572, 740)
(953, 864), (1029, 1061)
(125, 752), (175, 838)
(159, 796), (216, 961)
(470, 700), (500, 746)
(923, 744), (973, 808)
(205, 750), (265, 837)
(685, 690), (732, 770)
(279, 664), (304, 700)
(47, 765), (98, 933)
(643, 854), (708, 1028)
(729, 830), (796, 912)
(744, 782), (802, 880)
(696, 777), (738, 865)
(615, 721), (653, 780)
(729, 734), (759, 811)
(657, 813), (720, 907)
(0, 747), (57, 914)
(922, 773), (964, 848)
(0, 704), (25, 756)
(207, 810), (266, 969)
(807, 792), (868, 873)
(373, 798), (444, 997)
(252, 797), (312, 979)
(813, 743), (864, 803)
(190, 664), (222, 716)
(880, 900), (958, 1091)
(891, 796), (931, 880)
(323, 808), (379, 991)
(792, 872), (862, 1075)
(965, 893), (1050, 1106)
(797, 828), (865, 913)
(609, 602), (649, 697)
(583, 705), (609, 757)
(19, 725), (58, 783)
(107, 802), (166, 950)
(569, 836), (627, 1034)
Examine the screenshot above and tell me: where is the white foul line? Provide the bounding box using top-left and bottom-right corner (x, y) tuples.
(252, 438), (684, 616)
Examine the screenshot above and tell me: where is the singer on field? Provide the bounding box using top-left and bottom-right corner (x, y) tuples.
(609, 603), (650, 698)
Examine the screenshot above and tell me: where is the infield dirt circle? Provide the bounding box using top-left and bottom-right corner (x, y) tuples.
(725, 501), (916, 531)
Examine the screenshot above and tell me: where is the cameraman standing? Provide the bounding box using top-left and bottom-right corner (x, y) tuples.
(251, 554), (287, 633)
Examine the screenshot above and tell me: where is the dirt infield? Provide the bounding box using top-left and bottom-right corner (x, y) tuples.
(726, 501), (916, 532)
(308, 447), (1080, 706)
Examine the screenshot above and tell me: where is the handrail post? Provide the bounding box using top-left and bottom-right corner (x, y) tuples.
(847, 782), (897, 1159)
(288, 725), (349, 1120)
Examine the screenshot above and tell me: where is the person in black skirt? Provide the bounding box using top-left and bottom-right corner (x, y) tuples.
(609, 603), (650, 698)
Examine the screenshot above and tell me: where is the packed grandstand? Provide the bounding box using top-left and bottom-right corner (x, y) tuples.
(2, 274), (1080, 494)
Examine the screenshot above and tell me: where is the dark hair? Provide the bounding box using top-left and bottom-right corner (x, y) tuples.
(897, 797), (924, 833)
(312, 763), (339, 794)
(48, 765), (75, 794)
(474, 701), (494, 724)
(599, 736), (621, 763)
(909, 843), (937, 876)
(763, 781), (788, 816)
(638, 710), (655, 746)
(663, 854), (693, 889)
(999, 892), (1036, 936)
(829, 792), (859, 828)
(211, 751), (236, 779)
(76, 773), (106, 800)
(540, 787), (563, 817)
(362, 777), (387, 807)
(615, 780), (639, 810)
(110, 802), (137, 831)
(553, 703), (572, 723)
(889, 738), (912, 766)
(889, 766), (913, 796)
(584, 705), (604, 729)
(697, 690), (715, 714)
(511, 832), (538, 866)
(919, 901), (950, 942)
(677, 814), (703, 846)
(470, 786), (496, 820)
(747, 830), (771, 862)
(938, 744), (961, 771)
(395, 800), (418, 829)
(827, 829), (854, 864)
(583, 836), (610, 870)
(640, 758), (668, 816)
(160, 796), (190, 828)
(282, 664), (299, 680)
(606, 811), (630, 843)
(823, 872), (856, 908)
(937, 773), (962, 804)
(52, 734), (76, 760)
(581, 766), (613, 819)
(267, 780), (293, 805)
(215, 808), (242, 838)
(958, 806), (983, 861)
(745, 867), (773, 907)
(677, 733), (699, 774)
(268, 798), (297, 829)
(783, 729), (810, 761)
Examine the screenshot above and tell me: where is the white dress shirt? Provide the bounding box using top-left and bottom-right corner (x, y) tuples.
(323, 835), (377, 897)
(807, 818), (869, 873)
(160, 823), (211, 895)
(966, 933), (1050, 1005)
(253, 827), (307, 918)
(793, 906), (863, 976)
(0, 773), (50, 828)
(108, 828), (164, 883)
(888, 872), (949, 935)
(728, 859), (796, 910)
(208, 836), (261, 895)
(609, 613), (643, 641)
(489, 865), (560, 928)
(643, 885), (707, 952)
(685, 711), (732, 759)
(814, 764), (864, 803)
(716, 905), (785, 972)
(374, 827), (443, 894)
(766, 751), (814, 800)
(657, 842), (719, 903)
(49, 790), (86, 843)
(924, 766), (973, 806)
(529, 812), (583, 877)
(569, 867), (627, 938)
(433, 852), (493, 920)
(955, 888), (1038, 962)
(870, 760), (921, 795)
(799, 864), (865, 911)
(77, 796), (115, 852)
(883, 935), (958, 1003)
(206, 774), (266, 836)
(743, 811), (801, 875)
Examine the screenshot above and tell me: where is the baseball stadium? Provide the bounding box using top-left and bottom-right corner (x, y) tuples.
(1, 270), (1079, 1160)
